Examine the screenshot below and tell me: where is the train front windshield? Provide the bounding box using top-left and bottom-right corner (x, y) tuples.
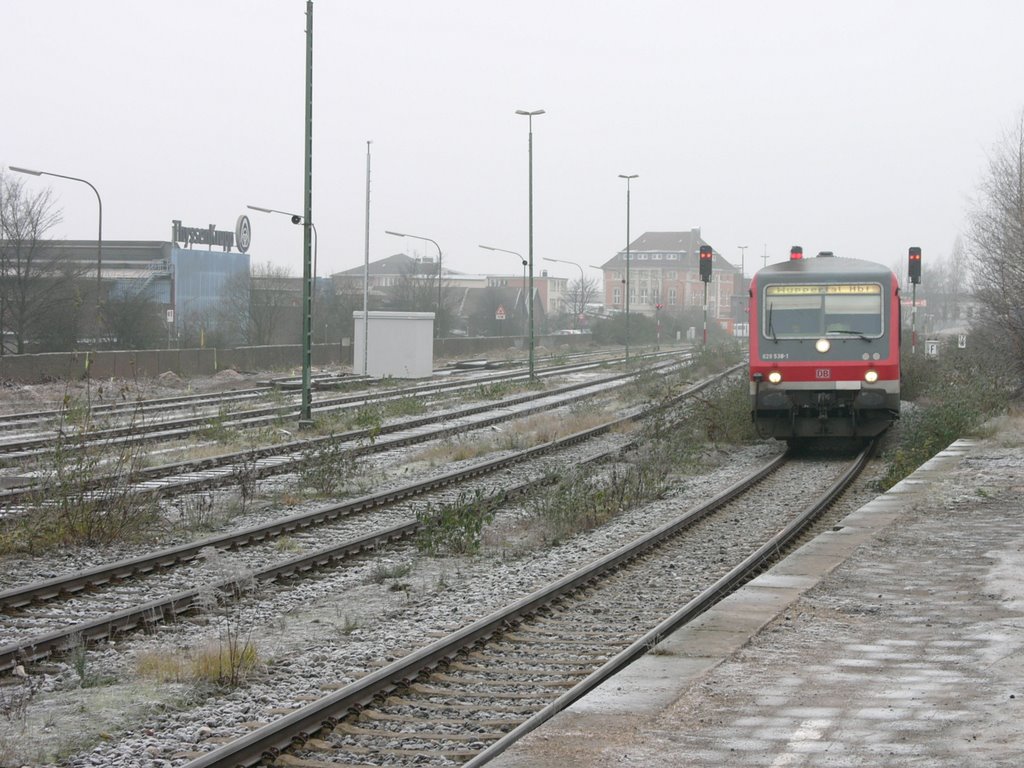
(763, 284), (883, 339)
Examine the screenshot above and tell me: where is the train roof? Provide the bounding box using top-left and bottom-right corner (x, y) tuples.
(754, 254), (895, 281)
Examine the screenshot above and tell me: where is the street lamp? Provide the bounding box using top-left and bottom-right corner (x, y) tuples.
(516, 108), (544, 377)
(246, 206), (319, 304)
(248, 205), (317, 424)
(10, 166), (103, 314)
(480, 244), (527, 338)
(385, 230), (442, 335)
(737, 245), (748, 279)
(543, 257), (585, 329)
(618, 174), (638, 361)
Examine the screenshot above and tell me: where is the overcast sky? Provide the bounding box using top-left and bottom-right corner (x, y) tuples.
(3, 1), (1022, 285)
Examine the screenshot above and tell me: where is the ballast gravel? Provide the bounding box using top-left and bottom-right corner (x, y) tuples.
(0, 436), (794, 767)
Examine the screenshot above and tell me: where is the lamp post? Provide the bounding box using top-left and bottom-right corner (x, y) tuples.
(246, 206), (319, 311)
(10, 165), (103, 315)
(655, 302), (663, 350)
(737, 245), (748, 326)
(363, 141), (372, 376)
(618, 174), (637, 361)
(385, 230), (442, 335)
(480, 244), (527, 338)
(543, 257), (585, 329)
(516, 108), (544, 378)
(297, 0), (315, 426)
(247, 205), (317, 422)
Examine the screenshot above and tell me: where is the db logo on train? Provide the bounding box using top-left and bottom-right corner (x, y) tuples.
(815, 369), (831, 379)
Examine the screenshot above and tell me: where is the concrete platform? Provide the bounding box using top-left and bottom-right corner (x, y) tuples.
(492, 433), (1024, 766)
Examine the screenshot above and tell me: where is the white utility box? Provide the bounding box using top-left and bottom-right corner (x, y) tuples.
(353, 311), (434, 378)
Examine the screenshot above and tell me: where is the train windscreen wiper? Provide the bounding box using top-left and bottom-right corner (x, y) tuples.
(767, 303), (777, 343)
(828, 329), (871, 341)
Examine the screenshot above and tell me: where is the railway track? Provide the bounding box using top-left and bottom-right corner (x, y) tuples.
(0, 353), (692, 507)
(0, 359), (579, 460)
(0, 348), (645, 450)
(182, 444), (874, 767)
(0, 364), (740, 673)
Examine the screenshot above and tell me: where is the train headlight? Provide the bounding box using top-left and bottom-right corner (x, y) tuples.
(815, 338), (831, 353)
(864, 370), (879, 384)
(768, 371), (783, 384)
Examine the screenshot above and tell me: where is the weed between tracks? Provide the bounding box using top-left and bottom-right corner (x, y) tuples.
(417, 362), (756, 555)
(135, 548), (261, 689)
(0, 390), (163, 554)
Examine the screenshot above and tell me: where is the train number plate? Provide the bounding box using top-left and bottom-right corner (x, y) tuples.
(815, 369), (832, 379)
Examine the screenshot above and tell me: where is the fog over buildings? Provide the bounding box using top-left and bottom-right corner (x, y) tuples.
(3, 1), (1022, 283)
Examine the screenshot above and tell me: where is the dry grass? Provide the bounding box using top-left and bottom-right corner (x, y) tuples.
(135, 639), (259, 686)
(978, 407), (1024, 448)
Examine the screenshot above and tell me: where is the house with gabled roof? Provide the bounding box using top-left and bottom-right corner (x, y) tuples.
(597, 228), (742, 323)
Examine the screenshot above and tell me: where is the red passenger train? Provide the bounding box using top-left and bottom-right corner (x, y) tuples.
(749, 248), (901, 440)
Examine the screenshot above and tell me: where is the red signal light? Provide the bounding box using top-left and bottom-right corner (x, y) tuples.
(699, 245), (713, 282)
(790, 246), (803, 260)
(908, 246), (922, 284)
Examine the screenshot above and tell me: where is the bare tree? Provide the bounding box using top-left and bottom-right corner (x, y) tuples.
(317, 277), (363, 344)
(924, 237), (970, 330)
(234, 261), (296, 346)
(390, 261), (450, 334)
(0, 172), (87, 353)
(566, 275), (601, 327)
(967, 113), (1024, 384)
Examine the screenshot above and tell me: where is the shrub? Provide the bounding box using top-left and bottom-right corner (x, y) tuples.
(2, 396), (163, 553)
(297, 436), (357, 497)
(880, 337), (1012, 489)
(416, 489), (495, 555)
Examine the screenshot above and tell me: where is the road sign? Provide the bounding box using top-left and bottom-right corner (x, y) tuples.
(925, 339), (939, 358)
(495, 305), (506, 321)
(958, 333), (967, 349)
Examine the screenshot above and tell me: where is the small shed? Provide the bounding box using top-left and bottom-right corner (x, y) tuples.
(353, 311), (434, 378)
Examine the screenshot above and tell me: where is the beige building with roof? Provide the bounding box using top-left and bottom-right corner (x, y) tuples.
(597, 228), (742, 324)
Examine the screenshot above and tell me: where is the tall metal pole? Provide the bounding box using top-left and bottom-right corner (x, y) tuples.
(528, 122), (536, 376)
(618, 174), (634, 364)
(522, 258), (527, 337)
(363, 141), (371, 375)
(911, 283), (918, 355)
(299, 0), (314, 426)
(618, 182), (626, 360)
(517, 109), (544, 378)
(703, 281), (709, 347)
